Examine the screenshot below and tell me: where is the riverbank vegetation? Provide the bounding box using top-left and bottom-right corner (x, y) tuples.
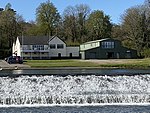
(25, 58), (150, 69)
(0, 0), (150, 58)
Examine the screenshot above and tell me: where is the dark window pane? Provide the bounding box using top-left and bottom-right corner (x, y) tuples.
(50, 44), (56, 49)
(57, 44), (64, 49)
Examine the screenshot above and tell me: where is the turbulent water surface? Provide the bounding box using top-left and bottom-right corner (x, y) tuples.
(0, 69), (150, 112)
(1, 74), (150, 105)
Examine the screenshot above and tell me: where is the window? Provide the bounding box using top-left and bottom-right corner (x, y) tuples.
(101, 41), (114, 49)
(22, 46), (27, 50)
(57, 44), (64, 49)
(40, 45), (44, 50)
(50, 44), (56, 49)
(32, 45), (44, 50)
(32, 45), (36, 50)
(45, 47), (48, 50)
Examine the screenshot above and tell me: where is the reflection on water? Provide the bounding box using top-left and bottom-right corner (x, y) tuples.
(0, 69), (150, 76)
(12, 70), (24, 75)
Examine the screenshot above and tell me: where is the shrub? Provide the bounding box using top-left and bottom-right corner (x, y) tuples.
(142, 49), (150, 58)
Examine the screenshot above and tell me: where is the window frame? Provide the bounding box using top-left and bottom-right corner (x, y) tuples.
(32, 45), (44, 50)
(57, 44), (64, 49)
(50, 44), (56, 49)
(101, 41), (114, 49)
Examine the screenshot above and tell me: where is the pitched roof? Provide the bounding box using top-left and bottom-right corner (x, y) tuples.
(18, 36), (54, 45)
(82, 38), (111, 45)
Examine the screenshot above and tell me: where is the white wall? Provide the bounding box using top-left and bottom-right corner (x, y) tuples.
(80, 51), (85, 59)
(49, 37), (67, 57)
(80, 42), (100, 51)
(66, 47), (79, 57)
(12, 36), (80, 58)
(12, 37), (21, 56)
(16, 37), (21, 56)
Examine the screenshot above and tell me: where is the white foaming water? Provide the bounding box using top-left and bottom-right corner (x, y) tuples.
(0, 74), (150, 106)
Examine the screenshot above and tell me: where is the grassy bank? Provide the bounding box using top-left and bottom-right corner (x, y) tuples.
(98, 59), (150, 68)
(25, 60), (99, 68)
(25, 58), (150, 69)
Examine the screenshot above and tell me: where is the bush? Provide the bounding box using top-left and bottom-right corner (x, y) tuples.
(142, 49), (150, 58)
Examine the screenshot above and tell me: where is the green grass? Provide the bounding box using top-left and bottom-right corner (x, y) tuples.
(97, 59), (150, 68)
(25, 60), (99, 68)
(25, 58), (150, 69)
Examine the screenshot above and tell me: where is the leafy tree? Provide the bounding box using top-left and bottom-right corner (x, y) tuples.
(121, 5), (150, 57)
(144, 0), (150, 6)
(86, 10), (112, 41)
(0, 3), (17, 48)
(23, 21), (46, 36)
(111, 24), (124, 39)
(36, 0), (61, 37)
(0, 3), (24, 58)
(62, 4), (90, 44)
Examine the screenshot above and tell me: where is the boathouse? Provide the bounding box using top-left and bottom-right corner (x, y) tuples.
(80, 38), (137, 59)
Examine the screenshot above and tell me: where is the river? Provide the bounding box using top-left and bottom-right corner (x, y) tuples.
(0, 68), (150, 113)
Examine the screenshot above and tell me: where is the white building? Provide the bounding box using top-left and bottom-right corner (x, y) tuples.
(12, 36), (79, 59)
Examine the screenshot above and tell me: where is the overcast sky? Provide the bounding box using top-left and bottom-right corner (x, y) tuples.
(0, 0), (144, 24)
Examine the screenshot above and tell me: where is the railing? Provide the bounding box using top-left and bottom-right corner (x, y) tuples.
(21, 50), (49, 52)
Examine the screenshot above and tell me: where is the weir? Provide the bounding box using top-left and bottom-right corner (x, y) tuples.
(0, 74), (150, 105)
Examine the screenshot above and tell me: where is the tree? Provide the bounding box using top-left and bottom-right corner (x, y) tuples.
(63, 16), (77, 43)
(0, 3), (17, 48)
(0, 3), (24, 58)
(121, 5), (150, 57)
(111, 24), (125, 39)
(62, 6), (77, 43)
(86, 10), (112, 41)
(36, 0), (60, 37)
(144, 0), (150, 7)
(62, 4), (90, 44)
(76, 4), (90, 42)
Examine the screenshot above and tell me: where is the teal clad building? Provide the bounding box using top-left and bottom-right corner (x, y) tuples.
(80, 38), (137, 59)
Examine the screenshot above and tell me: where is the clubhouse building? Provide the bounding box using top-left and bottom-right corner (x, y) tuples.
(12, 36), (80, 59)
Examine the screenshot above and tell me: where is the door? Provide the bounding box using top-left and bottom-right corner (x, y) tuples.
(70, 53), (72, 58)
(107, 52), (114, 59)
(58, 53), (61, 58)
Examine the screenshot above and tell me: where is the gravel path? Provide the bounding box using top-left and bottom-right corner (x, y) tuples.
(79, 59), (135, 64)
(0, 60), (30, 69)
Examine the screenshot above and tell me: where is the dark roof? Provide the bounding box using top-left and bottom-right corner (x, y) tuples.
(18, 36), (54, 45)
